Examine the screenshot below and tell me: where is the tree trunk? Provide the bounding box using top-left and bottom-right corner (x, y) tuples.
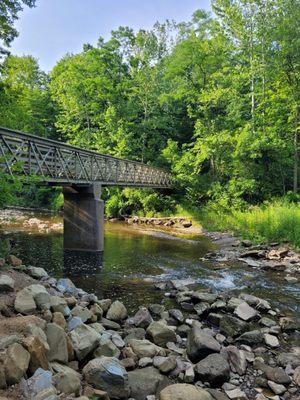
(293, 105), (300, 193)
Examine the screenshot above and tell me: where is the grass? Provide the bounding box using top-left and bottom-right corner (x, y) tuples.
(174, 201), (300, 248)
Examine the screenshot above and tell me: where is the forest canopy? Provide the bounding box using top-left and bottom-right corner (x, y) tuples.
(0, 0), (299, 216)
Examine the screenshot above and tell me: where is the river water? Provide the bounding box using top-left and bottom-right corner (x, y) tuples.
(1, 217), (299, 316)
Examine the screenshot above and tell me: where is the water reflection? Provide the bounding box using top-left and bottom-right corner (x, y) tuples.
(0, 221), (299, 315)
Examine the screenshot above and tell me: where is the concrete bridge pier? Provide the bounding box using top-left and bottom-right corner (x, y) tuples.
(63, 184), (104, 252)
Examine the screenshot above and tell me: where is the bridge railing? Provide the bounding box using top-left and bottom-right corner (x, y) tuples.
(0, 127), (172, 188)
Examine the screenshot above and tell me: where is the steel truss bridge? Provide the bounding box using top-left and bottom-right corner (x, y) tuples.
(0, 127), (172, 188)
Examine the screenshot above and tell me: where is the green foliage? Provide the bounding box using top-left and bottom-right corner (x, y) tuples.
(198, 199), (300, 248)
(104, 188), (176, 218)
(0, 0), (36, 57)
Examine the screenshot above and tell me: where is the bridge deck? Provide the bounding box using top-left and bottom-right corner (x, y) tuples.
(0, 127), (171, 188)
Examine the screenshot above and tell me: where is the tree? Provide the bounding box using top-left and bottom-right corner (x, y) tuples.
(0, 0), (36, 58)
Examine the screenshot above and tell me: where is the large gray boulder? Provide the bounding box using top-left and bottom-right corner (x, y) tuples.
(14, 287), (36, 314)
(83, 356), (129, 399)
(195, 353), (230, 387)
(69, 323), (100, 361)
(46, 323), (68, 364)
(126, 307), (153, 329)
(0, 275), (15, 292)
(219, 315), (247, 337)
(187, 326), (220, 362)
(106, 300), (128, 321)
(27, 266), (48, 279)
(223, 345), (247, 376)
(128, 366), (171, 400)
(53, 365), (81, 396)
(146, 321), (177, 346)
(4, 343), (30, 384)
(128, 339), (165, 358)
(234, 302), (258, 321)
(159, 384), (213, 400)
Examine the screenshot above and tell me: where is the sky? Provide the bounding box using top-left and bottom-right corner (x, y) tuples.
(11, 0), (211, 72)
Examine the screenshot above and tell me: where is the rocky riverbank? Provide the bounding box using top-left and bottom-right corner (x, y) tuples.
(0, 254), (299, 400)
(202, 231), (300, 282)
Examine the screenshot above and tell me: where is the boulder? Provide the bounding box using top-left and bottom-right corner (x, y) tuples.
(128, 366), (171, 400)
(234, 302), (258, 321)
(267, 380), (286, 395)
(195, 353), (230, 387)
(27, 266), (48, 279)
(28, 284), (51, 311)
(126, 307), (153, 328)
(194, 302), (211, 317)
(169, 309), (184, 323)
(225, 388), (247, 399)
(83, 356), (129, 399)
(159, 384), (213, 400)
(128, 339), (165, 358)
(293, 366), (300, 386)
(50, 296), (70, 316)
(4, 343), (30, 384)
(23, 367), (55, 399)
(69, 323), (100, 361)
(98, 298), (112, 312)
(106, 300), (127, 321)
(223, 345), (247, 376)
(46, 323), (68, 364)
(219, 315), (247, 337)
(277, 347), (300, 368)
(239, 293), (271, 310)
(53, 368), (81, 396)
(22, 335), (50, 373)
(67, 316), (83, 332)
(94, 336), (120, 358)
(14, 287), (36, 315)
(71, 305), (92, 323)
(56, 278), (77, 295)
(264, 333), (279, 348)
(25, 323), (49, 351)
(187, 326), (221, 362)
(52, 312), (66, 329)
(147, 321), (177, 346)
(155, 356), (177, 374)
(7, 254), (22, 267)
(0, 275), (14, 292)
(237, 330), (263, 345)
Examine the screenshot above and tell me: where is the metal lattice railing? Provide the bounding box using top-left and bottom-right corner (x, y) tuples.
(0, 127), (172, 188)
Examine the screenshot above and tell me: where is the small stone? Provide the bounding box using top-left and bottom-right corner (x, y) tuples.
(225, 388), (247, 399)
(139, 357), (153, 367)
(98, 299), (112, 312)
(128, 338), (165, 358)
(159, 383), (213, 400)
(293, 366), (300, 386)
(267, 380), (286, 395)
(126, 307), (153, 328)
(7, 254), (22, 267)
(50, 296), (70, 316)
(234, 302), (258, 321)
(27, 266), (48, 279)
(224, 346), (247, 376)
(0, 275), (14, 291)
(264, 334), (279, 348)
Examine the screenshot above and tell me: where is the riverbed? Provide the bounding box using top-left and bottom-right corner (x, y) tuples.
(0, 212), (299, 317)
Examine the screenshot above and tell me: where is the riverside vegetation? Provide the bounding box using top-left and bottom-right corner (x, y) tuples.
(0, 252), (298, 400)
(1, 0), (300, 246)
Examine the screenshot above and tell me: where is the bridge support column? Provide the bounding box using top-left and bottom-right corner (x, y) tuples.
(63, 184), (104, 252)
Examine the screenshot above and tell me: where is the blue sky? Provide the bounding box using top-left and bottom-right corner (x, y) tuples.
(11, 0), (211, 71)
